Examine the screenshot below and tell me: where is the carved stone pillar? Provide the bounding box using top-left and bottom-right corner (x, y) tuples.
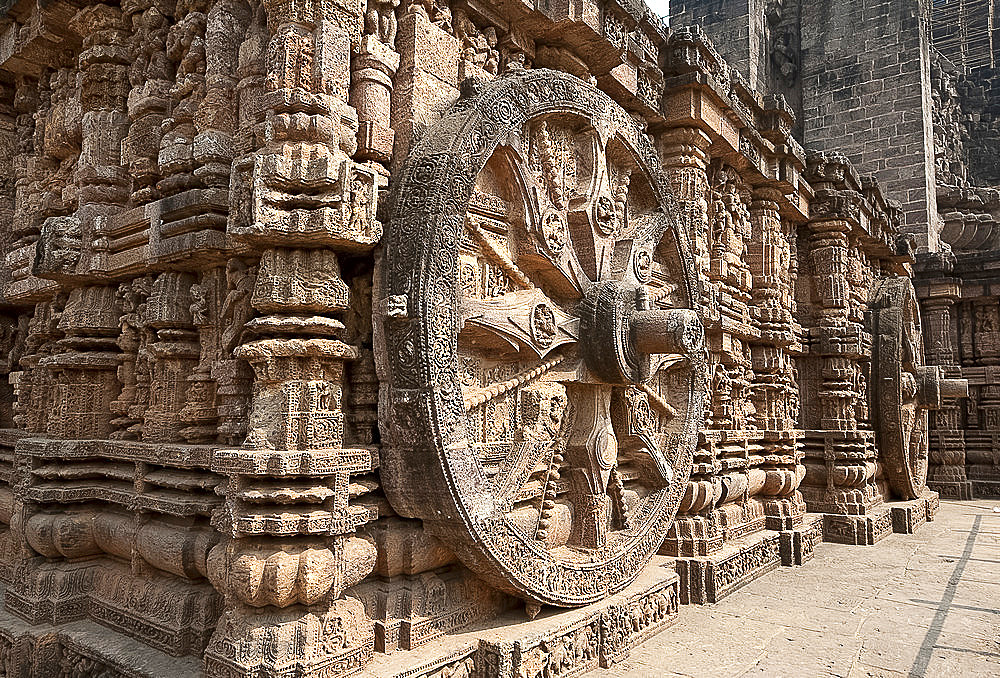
(141, 272), (200, 443)
(923, 298), (956, 367)
(158, 0), (208, 197)
(808, 222), (855, 430)
(5, 70), (68, 303)
(179, 266), (224, 443)
(8, 77), (40, 270)
(194, 0), (251, 188)
(206, 250), (378, 677)
(799, 199), (886, 544)
(749, 187), (792, 429)
(746, 188), (804, 533)
(659, 127), (711, 282)
(206, 1), (381, 674)
(921, 287), (973, 500)
(123, 0), (175, 204)
(658, 127), (718, 560)
(657, 134), (788, 602)
(351, 24), (399, 164)
(966, 303), (1000, 498)
(68, 3), (131, 276)
(43, 286), (123, 440)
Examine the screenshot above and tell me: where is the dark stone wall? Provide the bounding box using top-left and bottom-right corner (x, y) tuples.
(933, 50), (971, 187)
(931, 0), (997, 72)
(670, 0), (770, 93)
(670, 0), (802, 119)
(671, 0), (941, 248)
(931, 51), (1000, 190)
(962, 67), (1000, 186)
(799, 0), (940, 251)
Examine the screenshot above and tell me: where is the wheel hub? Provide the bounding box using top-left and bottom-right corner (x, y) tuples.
(580, 280), (703, 384)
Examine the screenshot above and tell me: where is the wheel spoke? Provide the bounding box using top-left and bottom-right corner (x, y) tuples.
(466, 217), (535, 291)
(463, 355), (569, 411)
(460, 288), (578, 359)
(562, 383), (617, 549)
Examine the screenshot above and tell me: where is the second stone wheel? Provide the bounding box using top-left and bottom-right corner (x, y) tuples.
(379, 69), (706, 606)
(871, 276), (967, 501)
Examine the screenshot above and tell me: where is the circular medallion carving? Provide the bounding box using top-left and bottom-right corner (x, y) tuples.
(531, 303), (556, 348)
(379, 69), (705, 606)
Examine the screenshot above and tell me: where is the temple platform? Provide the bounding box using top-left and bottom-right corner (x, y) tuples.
(363, 557), (681, 678)
(584, 499), (1000, 677)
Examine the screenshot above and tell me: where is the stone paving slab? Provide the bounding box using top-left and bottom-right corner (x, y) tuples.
(586, 500), (1000, 678)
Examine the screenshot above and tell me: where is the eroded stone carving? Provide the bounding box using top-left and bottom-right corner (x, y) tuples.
(0, 0), (977, 676)
(379, 69), (706, 607)
(872, 277), (968, 500)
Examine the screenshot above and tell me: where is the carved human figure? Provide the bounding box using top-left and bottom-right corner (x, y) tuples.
(365, 0), (400, 45)
(220, 259), (255, 356)
(454, 9), (500, 75)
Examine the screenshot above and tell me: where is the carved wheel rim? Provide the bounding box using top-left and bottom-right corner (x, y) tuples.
(873, 277), (928, 500)
(379, 70), (706, 606)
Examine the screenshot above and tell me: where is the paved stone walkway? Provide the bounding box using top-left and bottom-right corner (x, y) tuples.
(587, 500), (1000, 678)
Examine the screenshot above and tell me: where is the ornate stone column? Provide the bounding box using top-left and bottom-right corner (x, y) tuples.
(658, 132), (786, 602)
(194, 0), (251, 188)
(43, 287), (123, 440)
(966, 302), (1000, 498)
(205, 0), (381, 674)
(350, 0), (400, 165)
(158, 0), (208, 197)
(797, 161), (889, 545)
(658, 127), (719, 561)
(800, 217), (881, 526)
(748, 187), (805, 535)
(141, 271), (200, 443)
(917, 256), (973, 500)
(123, 0), (175, 204)
(179, 266), (225, 443)
(30, 1), (131, 439)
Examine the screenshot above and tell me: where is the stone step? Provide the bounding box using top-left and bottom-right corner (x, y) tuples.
(362, 557), (681, 678)
(0, 583), (200, 678)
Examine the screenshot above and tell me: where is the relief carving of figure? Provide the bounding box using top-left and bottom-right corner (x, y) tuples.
(408, 0), (452, 31)
(220, 259), (256, 355)
(34, 215), (82, 276)
(365, 0), (400, 45)
(167, 3), (208, 118)
(454, 9), (499, 75)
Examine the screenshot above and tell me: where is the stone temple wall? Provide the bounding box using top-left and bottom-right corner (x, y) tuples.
(799, 0), (940, 252)
(959, 67), (1000, 186)
(0, 0), (981, 677)
(933, 50), (1000, 188)
(917, 43), (1000, 503)
(677, 0), (1000, 504)
(931, 0), (997, 72)
(677, 0), (942, 250)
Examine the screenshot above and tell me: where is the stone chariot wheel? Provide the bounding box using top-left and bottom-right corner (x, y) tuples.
(378, 69), (706, 606)
(871, 277), (966, 501)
